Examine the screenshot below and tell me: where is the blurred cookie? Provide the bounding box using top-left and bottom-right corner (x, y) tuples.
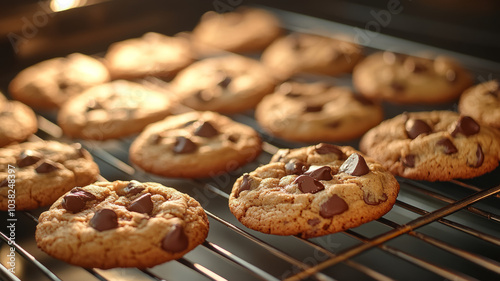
(261, 33), (363, 80)
(9, 53), (110, 110)
(459, 80), (500, 129)
(171, 55), (275, 114)
(130, 111), (262, 178)
(104, 32), (194, 80)
(36, 180), (209, 269)
(0, 93), (37, 147)
(359, 111), (500, 181)
(58, 80), (173, 140)
(229, 143), (399, 238)
(0, 141), (99, 210)
(255, 81), (383, 142)
(352, 51), (473, 104)
(191, 7), (282, 54)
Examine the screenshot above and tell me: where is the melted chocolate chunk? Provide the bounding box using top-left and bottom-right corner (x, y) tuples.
(124, 181), (145, 196)
(315, 143), (343, 157)
(451, 116), (480, 137)
(173, 136), (197, 154)
(236, 174), (251, 197)
(307, 218), (321, 226)
(58, 80), (69, 90)
(62, 188), (96, 213)
(436, 138), (458, 155)
(304, 166), (332, 181)
(294, 175), (325, 194)
(0, 179), (8, 187)
(401, 154), (415, 168)
(35, 161), (59, 174)
(227, 134), (239, 143)
(390, 81), (406, 93)
(304, 104), (323, 112)
(127, 193), (154, 214)
(472, 144), (484, 168)
(17, 150), (42, 167)
(218, 76), (232, 88)
(405, 119), (432, 139)
(90, 209), (118, 231)
(162, 224), (189, 253)
(285, 160), (308, 175)
(194, 121), (219, 138)
(320, 195), (348, 218)
(339, 153), (370, 176)
(364, 192), (388, 205)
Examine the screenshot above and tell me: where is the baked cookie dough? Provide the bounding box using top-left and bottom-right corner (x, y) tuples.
(104, 32), (194, 80)
(58, 80), (174, 140)
(229, 143), (399, 238)
(359, 111), (500, 181)
(171, 55), (275, 114)
(352, 51), (473, 104)
(130, 111), (262, 178)
(36, 180), (209, 269)
(459, 80), (500, 129)
(191, 7), (282, 54)
(261, 33), (363, 80)
(0, 141), (99, 210)
(9, 53), (110, 110)
(0, 93), (38, 147)
(255, 81), (384, 142)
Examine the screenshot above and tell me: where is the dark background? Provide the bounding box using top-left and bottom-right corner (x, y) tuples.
(1, 0), (499, 74)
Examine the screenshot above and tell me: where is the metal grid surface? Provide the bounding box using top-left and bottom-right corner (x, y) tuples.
(1, 7), (500, 281)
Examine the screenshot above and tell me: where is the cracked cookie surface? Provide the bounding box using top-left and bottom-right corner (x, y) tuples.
(0, 141), (99, 210)
(130, 111), (262, 178)
(36, 180), (209, 269)
(229, 143), (399, 238)
(359, 111), (500, 181)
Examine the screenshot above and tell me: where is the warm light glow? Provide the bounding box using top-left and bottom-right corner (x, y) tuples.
(50, 0), (87, 12)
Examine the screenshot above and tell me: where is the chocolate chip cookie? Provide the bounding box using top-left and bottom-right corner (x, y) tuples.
(255, 81), (384, 142)
(359, 111), (500, 181)
(0, 141), (99, 210)
(261, 33), (363, 80)
(0, 93), (38, 147)
(352, 51), (473, 104)
(9, 53), (110, 110)
(229, 143), (399, 238)
(36, 180), (209, 269)
(129, 111), (262, 178)
(58, 80), (174, 140)
(171, 55), (276, 114)
(104, 32), (194, 80)
(459, 80), (500, 130)
(191, 7), (282, 54)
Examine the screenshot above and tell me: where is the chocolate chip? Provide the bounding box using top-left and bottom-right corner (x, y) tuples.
(471, 144), (484, 168)
(227, 134), (239, 143)
(173, 136), (197, 154)
(320, 194), (348, 218)
(307, 218), (321, 226)
(364, 192), (388, 205)
(127, 193), (154, 214)
(194, 121), (219, 138)
(35, 160), (59, 174)
(436, 138), (458, 155)
(58, 80), (69, 90)
(451, 116), (480, 137)
(401, 154), (415, 168)
(445, 69), (456, 82)
(62, 188), (96, 213)
(236, 174), (251, 197)
(304, 104), (323, 112)
(315, 143), (343, 157)
(304, 166), (332, 181)
(17, 150), (42, 167)
(90, 209), (118, 231)
(124, 180), (145, 196)
(294, 175), (325, 194)
(0, 179), (8, 187)
(162, 223), (189, 253)
(390, 81), (406, 92)
(285, 160), (308, 175)
(339, 153), (370, 176)
(405, 119), (432, 139)
(218, 76), (232, 88)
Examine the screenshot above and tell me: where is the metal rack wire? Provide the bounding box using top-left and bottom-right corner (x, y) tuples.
(1, 7), (499, 281)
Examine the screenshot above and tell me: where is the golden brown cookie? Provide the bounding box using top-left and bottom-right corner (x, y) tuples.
(459, 80), (500, 130)
(229, 143), (399, 238)
(0, 93), (38, 147)
(36, 180), (209, 269)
